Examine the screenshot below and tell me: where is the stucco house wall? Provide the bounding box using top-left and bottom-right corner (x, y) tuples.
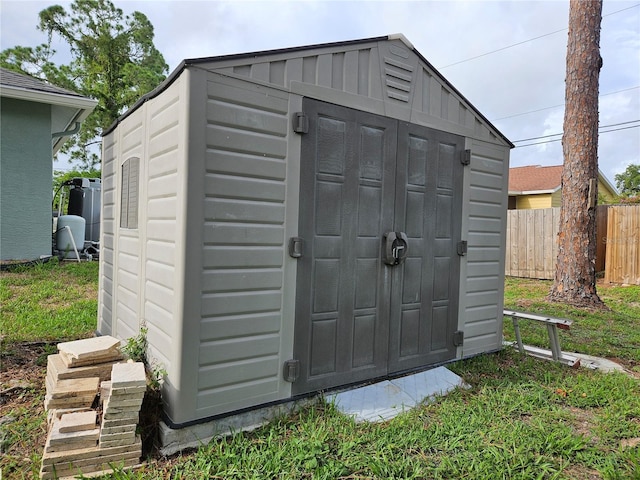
(0, 68), (96, 262)
(1, 98), (53, 260)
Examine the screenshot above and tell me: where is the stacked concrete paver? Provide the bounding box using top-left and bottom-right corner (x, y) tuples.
(39, 336), (146, 479)
(99, 362), (146, 448)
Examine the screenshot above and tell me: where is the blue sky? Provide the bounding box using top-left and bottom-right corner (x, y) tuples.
(2, 0), (638, 185)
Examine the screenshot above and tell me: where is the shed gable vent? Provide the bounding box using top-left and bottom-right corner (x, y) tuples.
(383, 54), (414, 103)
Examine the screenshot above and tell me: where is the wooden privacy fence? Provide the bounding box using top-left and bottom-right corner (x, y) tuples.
(604, 205), (640, 285)
(504, 205), (636, 283)
(505, 208), (560, 279)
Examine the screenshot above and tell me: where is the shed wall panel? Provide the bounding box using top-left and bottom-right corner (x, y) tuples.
(197, 76), (290, 417)
(206, 151), (286, 180)
(198, 357), (280, 390)
(461, 140), (509, 355)
(203, 224), (283, 246)
(111, 105), (145, 338)
(145, 320), (172, 368)
(200, 312), (282, 341)
(98, 133), (117, 335)
(142, 77), (187, 388)
(196, 379), (280, 411)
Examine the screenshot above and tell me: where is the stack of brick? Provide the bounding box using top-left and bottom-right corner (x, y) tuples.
(99, 362), (146, 449)
(39, 336), (147, 479)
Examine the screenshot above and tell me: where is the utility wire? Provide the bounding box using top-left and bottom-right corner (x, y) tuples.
(515, 123), (640, 148)
(513, 120), (640, 143)
(493, 86), (640, 121)
(438, 3), (640, 70)
(439, 28), (566, 69)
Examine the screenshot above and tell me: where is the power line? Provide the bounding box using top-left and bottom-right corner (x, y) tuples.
(438, 3), (640, 70)
(512, 120), (640, 143)
(514, 123), (640, 148)
(438, 28), (566, 69)
(493, 86), (640, 121)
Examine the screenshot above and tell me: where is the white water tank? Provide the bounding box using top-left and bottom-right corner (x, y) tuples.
(56, 215), (85, 259)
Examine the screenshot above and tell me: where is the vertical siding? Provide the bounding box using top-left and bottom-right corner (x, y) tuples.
(98, 131), (117, 335)
(205, 38), (500, 145)
(114, 110), (144, 341)
(143, 79), (184, 370)
(604, 205), (640, 285)
(99, 76), (186, 371)
(197, 76), (290, 416)
(462, 141), (509, 355)
(505, 208), (560, 279)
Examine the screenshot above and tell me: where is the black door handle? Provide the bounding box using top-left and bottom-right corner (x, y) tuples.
(383, 231), (409, 266)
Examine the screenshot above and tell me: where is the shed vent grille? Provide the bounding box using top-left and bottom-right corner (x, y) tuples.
(383, 56), (414, 103)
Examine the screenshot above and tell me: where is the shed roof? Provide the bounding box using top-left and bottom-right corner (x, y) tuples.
(104, 34), (513, 148)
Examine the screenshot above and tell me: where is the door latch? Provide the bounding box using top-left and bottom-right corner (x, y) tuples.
(383, 231), (409, 266)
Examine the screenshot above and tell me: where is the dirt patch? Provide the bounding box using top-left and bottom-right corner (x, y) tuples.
(621, 437), (640, 449)
(1, 342), (51, 479)
(562, 464), (602, 480)
(566, 406), (599, 442)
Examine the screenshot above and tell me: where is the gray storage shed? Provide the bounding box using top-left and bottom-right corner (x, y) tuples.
(98, 34), (513, 427)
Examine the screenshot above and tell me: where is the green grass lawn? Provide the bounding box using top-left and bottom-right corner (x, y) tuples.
(0, 259), (99, 342)
(503, 277), (640, 371)
(1, 264), (638, 479)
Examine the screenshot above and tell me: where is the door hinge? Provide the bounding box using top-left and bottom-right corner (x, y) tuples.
(457, 240), (468, 256)
(453, 330), (464, 346)
(289, 237), (303, 258)
(461, 149), (471, 166)
(293, 112), (309, 134)
(283, 359), (300, 382)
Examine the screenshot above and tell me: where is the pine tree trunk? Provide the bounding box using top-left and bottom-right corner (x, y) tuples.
(548, 0), (605, 308)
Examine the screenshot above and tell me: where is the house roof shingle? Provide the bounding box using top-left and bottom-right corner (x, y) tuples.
(0, 67), (83, 98)
(509, 165), (563, 193)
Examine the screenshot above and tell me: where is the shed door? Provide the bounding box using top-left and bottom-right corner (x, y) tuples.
(292, 99), (463, 395)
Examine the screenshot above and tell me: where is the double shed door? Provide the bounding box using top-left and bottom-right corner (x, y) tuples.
(293, 98), (464, 395)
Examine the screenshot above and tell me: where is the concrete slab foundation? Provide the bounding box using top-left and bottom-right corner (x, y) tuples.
(327, 366), (466, 422)
(159, 366), (466, 454)
(159, 396), (320, 456)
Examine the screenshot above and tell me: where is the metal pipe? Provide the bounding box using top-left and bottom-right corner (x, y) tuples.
(52, 122), (81, 138)
(63, 225), (81, 263)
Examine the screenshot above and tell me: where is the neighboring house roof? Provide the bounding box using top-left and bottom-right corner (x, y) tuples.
(509, 165), (564, 194)
(0, 67), (82, 97)
(0, 67), (97, 153)
(509, 165), (618, 196)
